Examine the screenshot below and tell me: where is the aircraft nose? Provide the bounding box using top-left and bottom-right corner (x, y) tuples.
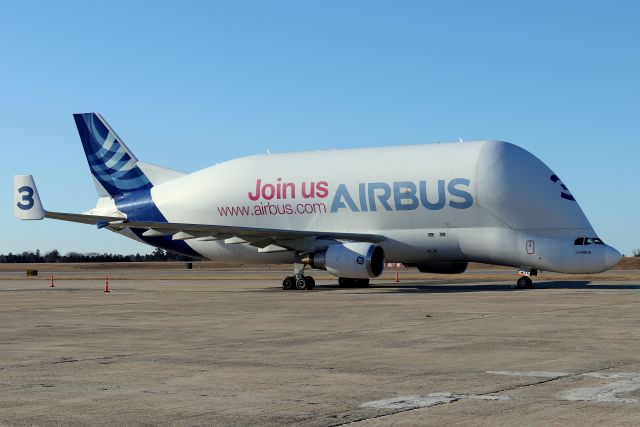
(604, 245), (622, 270)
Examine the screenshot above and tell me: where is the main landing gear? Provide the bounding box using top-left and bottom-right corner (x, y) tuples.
(282, 275), (315, 291)
(516, 268), (537, 289)
(280, 255), (373, 291)
(282, 262), (315, 291)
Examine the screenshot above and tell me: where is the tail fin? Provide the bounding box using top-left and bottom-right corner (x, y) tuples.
(73, 113), (153, 197)
(13, 175), (45, 220)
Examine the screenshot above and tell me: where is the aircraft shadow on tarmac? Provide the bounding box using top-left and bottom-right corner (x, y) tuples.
(380, 280), (640, 293)
(270, 280), (640, 294)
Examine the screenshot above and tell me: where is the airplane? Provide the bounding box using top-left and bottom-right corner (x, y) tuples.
(13, 113), (621, 290)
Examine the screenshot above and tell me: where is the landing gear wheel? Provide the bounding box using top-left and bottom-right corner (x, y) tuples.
(524, 276), (534, 288)
(516, 276), (533, 289)
(304, 276), (315, 290)
(295, 277), (307, 290)
(282, 276), (294, 290)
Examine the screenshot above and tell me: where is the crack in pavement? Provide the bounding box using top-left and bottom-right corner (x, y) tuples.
(332, 360), (640, 426)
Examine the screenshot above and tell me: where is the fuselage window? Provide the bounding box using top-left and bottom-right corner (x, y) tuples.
(593, 238), (604, 244)
(574, 238), (584, 245)
(584, 238), (595, 245)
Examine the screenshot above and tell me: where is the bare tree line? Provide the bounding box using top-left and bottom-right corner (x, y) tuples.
(0, 248), (196, 263)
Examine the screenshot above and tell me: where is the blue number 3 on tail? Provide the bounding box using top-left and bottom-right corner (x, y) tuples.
(16, 186), (35, 210)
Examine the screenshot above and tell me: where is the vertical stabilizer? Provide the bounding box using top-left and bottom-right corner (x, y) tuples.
(73, 113), (153, 197)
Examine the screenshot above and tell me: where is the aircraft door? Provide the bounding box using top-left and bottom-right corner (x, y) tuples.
(526, 240), (535, 255)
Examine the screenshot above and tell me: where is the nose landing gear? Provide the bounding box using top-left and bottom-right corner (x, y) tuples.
(516, 268), (537, 289)
(516, 276), (533, 289)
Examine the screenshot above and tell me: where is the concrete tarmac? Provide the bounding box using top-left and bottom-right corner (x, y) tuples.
(1, 274), (639, 426)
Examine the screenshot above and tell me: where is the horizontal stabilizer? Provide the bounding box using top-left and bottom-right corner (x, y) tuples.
(46, 211), (126, 224)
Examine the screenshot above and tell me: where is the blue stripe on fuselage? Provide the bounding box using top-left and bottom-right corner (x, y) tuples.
(114, 189), (203, 259)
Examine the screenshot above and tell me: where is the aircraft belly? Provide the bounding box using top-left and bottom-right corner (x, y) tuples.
(380, 228), (466, 263)
(190, 240), (293, 264)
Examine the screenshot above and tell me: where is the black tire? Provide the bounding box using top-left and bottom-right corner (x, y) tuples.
(282, 276), (294, 290)
(295, 277), (307, 290)
(524, 276), (534, 288)
(304, 276), (315, 290)
(516, 277), (528, 289)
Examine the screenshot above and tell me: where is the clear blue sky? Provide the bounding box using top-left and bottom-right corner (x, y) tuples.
(2, 1), (638, 255)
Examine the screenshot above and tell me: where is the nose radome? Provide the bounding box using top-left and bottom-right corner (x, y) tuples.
(604, 245), (622, 270)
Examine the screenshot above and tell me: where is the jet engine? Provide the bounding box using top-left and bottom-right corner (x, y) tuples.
(305, 242), (385, 278)
(413, 262), (468, 274)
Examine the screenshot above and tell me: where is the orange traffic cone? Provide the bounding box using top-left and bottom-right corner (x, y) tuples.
(104, 274), (110, 293)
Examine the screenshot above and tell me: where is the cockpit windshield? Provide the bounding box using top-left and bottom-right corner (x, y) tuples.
(574, 237), (604, 245)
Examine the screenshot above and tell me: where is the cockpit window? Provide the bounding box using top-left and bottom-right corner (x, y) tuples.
(574, 237), (604, 245)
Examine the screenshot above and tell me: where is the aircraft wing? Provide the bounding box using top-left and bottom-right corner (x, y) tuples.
(43, 210), (385, 252)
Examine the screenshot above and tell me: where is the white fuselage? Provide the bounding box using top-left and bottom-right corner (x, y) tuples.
(110, 140), (619, 274)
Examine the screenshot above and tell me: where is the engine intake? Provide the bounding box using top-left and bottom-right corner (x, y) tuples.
(306, 242), (385, 278)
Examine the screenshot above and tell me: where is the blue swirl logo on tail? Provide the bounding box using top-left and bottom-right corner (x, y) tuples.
(74, 113), (152, 196)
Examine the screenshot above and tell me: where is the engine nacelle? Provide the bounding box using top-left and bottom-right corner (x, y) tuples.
(306, 242), (385, 279)
(414, 262), (468, 274)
